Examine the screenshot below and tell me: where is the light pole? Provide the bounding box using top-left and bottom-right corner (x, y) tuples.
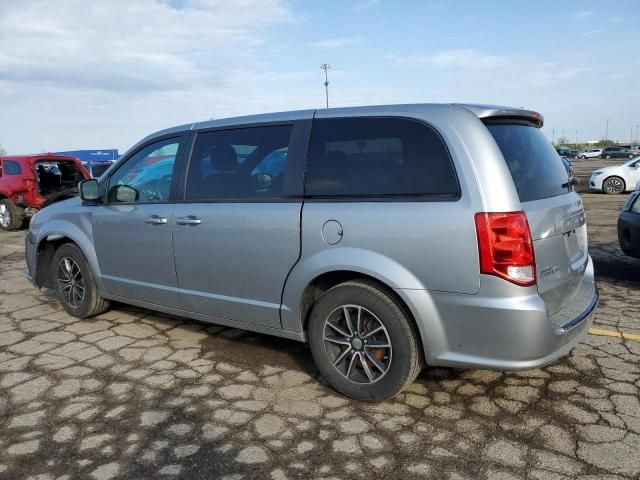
(636, 125), (639, 145)
(605, 119), (610, 143)
(320, 63), (331, 108)
(575, 130), (578, 148)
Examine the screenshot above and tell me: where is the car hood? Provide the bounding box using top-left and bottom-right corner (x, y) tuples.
(592, 165), (625, 176)
(31, 196), (83, 228)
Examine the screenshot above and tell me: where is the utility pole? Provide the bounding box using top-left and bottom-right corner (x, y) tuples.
(575, 130), (578, 148)
(320, 63), (331, 109)
(636, 125), (639, 145)
(605, 119), (610, 143)
(552, 128), (555, 144)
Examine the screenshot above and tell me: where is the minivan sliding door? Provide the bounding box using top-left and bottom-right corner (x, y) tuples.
(172, 121), (309, 330)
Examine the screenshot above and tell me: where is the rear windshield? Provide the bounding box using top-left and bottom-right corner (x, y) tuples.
(486, 123), (570, 202)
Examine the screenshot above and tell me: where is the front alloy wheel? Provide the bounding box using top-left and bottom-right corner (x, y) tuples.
(51, 243), (110, 318)
(57, 257), (86, 308)
(603, 176), (625, 194)
(323, 305), (392, 384)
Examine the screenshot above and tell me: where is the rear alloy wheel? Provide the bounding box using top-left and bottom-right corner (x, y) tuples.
(51, 243), (110, 318)
(581, 155), (587, 159)
(603, 176), (625, 195)
(0, 199), (24, 231)
(308, 280), (422, 401)
(606, 154), (612, 159)
(322, 305), (393, 384)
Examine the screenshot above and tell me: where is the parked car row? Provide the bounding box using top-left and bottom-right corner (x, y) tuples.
(558, 147), (638, 160)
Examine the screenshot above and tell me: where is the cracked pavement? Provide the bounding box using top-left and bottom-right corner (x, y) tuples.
(1, 178), (639, 479)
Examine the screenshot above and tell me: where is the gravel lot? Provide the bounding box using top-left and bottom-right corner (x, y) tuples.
(1, 163), (639, 479)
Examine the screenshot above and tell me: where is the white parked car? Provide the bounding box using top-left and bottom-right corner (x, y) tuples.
(580, 148), (603, 159)
(589, 157), (640, 194)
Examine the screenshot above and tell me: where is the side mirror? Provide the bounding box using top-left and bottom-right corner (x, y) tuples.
(79, 179), (100, 202)
(110, 184), (139, 203)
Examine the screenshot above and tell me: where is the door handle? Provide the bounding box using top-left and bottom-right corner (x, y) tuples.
(176, 216), (202, 226)
(144, 215), (168, 225)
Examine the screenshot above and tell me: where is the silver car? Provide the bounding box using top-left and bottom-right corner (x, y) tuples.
(25, 104), (598, 401)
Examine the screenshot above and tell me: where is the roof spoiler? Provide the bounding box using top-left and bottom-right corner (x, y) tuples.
(456, 104), (544, 128)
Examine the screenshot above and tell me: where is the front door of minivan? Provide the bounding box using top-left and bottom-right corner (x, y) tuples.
(92, 136), (185, 308)
(171, 122), (308, 330)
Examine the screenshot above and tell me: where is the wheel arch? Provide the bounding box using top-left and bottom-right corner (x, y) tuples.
(281, 253), (436, 363)
(34, 222), (103, 290)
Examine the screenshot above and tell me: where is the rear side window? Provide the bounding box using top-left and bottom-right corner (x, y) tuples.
(305, 117), (458, 198)
(4, 160), (22, 175)
(185, 125), (292, 200)
(486, 123), (570, 202)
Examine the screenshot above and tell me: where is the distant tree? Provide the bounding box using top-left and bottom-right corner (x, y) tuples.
(595, 140), (615, 147)
(0, 144), (6, 156)
(555, 136), (570, 146)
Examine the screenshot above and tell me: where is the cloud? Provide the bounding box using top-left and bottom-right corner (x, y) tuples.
(387, 49), (508, 70)
(354, 0), (380, 11)
(573, 10), (593, 20)
(309, 37), (364, 49)
(0, 0), (305, 153)
(0, 0), (295, 93)
(581, 30), (604, 37)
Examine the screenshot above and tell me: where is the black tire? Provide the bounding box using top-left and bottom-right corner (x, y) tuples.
(0, 199), (24, 231)
(580, 155), (586, 159)
(308, 280), (422, 402)
(603, 176), (625, 195)
(51, 243), (110, 318)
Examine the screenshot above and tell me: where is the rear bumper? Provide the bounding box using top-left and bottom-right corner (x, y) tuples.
(404, 256), (598, 370)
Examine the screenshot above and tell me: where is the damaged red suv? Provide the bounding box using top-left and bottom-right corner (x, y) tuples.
(0, 154), (89, 231)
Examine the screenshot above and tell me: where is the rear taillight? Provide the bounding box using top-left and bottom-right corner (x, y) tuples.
(474, 211), (536, 286)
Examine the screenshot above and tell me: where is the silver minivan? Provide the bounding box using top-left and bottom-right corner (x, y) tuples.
(25, 104), (598, 401)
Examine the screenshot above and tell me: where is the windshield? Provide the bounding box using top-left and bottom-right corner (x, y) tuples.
(129, 158), (174, 187)
(486, 123), (571, 202)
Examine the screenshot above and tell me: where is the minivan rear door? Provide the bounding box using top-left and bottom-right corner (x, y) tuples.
(171, 120), (310, 330)
(486, 122), (589, 318)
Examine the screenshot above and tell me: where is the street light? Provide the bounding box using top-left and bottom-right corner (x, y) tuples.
(320, 63), (331, 109)
(605, 118), (610, 143)
(636, 125), (639, 145)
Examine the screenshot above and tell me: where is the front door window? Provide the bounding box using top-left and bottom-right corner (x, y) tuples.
(108, 139), (179, 203)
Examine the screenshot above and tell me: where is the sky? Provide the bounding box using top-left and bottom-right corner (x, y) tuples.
(0, 0), (639, 154)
